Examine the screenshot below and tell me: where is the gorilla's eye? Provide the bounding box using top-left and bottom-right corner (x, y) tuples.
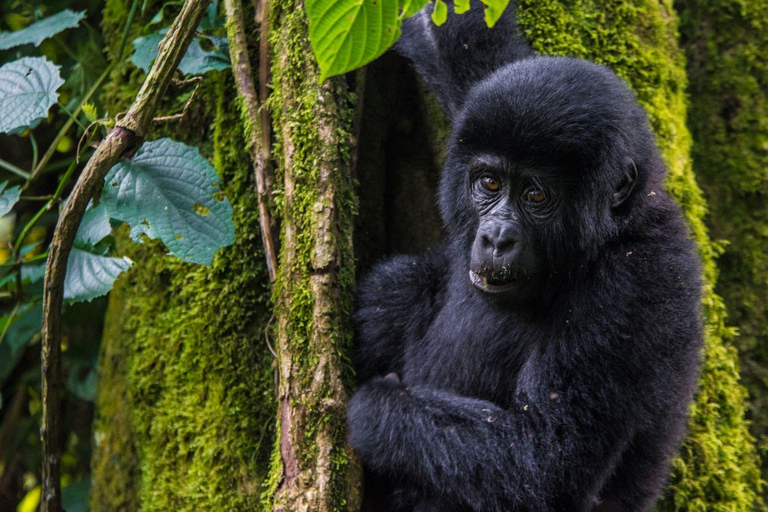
(481, 176), (501, 192)
(525, 188), (547, 203)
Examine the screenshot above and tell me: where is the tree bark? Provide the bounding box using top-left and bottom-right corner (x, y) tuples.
(264, 0), (360, 509)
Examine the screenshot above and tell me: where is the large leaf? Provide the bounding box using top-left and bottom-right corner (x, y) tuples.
(306, 0), (428, 80)
(64, 249), (131, 302)
(0, 9), (85, 50)
(0, 181), (21, 216)
(0, 57), (64, 135)
(131, 31), (230, 75)
(101, 138), (235, 265)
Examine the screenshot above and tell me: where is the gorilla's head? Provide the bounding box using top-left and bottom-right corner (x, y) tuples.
(439, 57), (666, 300)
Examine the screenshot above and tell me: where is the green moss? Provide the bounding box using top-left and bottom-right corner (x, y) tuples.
(677, 0), (768, 497)
(517, 1), (760, 509)
(91, 288), (141, 512)
(91, 3), (276, 510)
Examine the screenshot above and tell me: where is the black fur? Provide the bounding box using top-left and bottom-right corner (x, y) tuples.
(348, 3), (703, 511)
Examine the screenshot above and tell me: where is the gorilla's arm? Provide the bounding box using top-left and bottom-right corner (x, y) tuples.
(349, 273), (699, 511)
(349, 372), (632, 510)
(353, 249), (448, 383)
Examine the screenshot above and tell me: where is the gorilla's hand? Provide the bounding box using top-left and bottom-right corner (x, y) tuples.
(347, 376), (407, 459)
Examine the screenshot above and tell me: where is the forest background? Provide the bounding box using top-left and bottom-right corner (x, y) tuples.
(0, 0), (766, 510)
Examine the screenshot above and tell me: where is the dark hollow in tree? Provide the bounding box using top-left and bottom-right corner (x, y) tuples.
(347, 2), (704, 511)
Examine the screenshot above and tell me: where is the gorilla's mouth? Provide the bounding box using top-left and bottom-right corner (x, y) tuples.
(469, 269), (518, 294)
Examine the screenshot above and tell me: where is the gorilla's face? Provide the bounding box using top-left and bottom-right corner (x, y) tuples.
(466, 154), (553, 298)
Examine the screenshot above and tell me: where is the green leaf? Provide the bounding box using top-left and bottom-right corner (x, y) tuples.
(0, 57), (64, 135)
(61, 479), (90, 512)
(178, 36), (230, 75)
(64, 249), (132, 302)
(131, 31), (230, 75)
(0, 181), (21, 216)
(130, 32), (164, 72)
(101, 138), (236, 265)
(454, 0), (470, 14)
(432, 0), (448, 25)
(0, 303), (42, 384)
(75, 203), (111, 248)
(307, 0), (428, 81)
(20, 263), (45, 284)
(401, 0), (429, 18)
(0, 9), (85, 50)
(480, 0), (509, 27)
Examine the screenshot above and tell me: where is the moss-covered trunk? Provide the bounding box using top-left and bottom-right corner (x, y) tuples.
(90, 2), (277, 510)
(676, 0), (768, 496)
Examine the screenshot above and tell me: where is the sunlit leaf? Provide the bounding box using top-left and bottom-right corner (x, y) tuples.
(306, 0), (429, 81)
(101, 138), (235, 265)
(432, 0), (448, 25)
(0, 57), (64, 134)
(0, 9), (85, 50)
(454, 0), (470, 14)
(480, 0), (509, 27)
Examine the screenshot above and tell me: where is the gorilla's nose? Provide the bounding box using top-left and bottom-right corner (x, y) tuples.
(480, 224), (518, 256)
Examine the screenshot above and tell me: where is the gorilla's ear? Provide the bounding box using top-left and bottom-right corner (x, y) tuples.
(612, 159), (638, 208)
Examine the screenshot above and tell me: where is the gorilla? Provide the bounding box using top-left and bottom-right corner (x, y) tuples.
(347, 3), (703, 511)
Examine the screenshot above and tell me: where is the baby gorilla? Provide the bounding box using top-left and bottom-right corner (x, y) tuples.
(347, 3), (703, 511)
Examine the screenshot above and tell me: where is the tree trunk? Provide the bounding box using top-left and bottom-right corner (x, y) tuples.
(90, 0), (761, 510)
(263, 0), (360, 509)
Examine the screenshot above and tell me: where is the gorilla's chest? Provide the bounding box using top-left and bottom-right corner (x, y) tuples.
(402, 302), (534, 407)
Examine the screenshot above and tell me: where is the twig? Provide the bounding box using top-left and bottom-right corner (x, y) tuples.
(153, 76), (203, 122)
(39, 2), (212, 510)
(224, 0), (278, 284)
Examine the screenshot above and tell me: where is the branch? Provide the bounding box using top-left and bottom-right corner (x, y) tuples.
(224, 0), (278, 284)
(39, 1), (212, 510)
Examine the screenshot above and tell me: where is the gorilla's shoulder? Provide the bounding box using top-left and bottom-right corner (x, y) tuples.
(357, 249), (448, 306)
(353, 247), (450, 382)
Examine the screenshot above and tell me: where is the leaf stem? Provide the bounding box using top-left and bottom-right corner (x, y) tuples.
(30, 133), (39, 172)
(57, 102), (88, 132)
(117, 0), (142, 60)
(0, 158), (31, 179)
(0, 302), (21, 347)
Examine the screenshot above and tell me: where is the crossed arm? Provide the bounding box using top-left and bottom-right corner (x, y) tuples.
(347, 361), (641, 512)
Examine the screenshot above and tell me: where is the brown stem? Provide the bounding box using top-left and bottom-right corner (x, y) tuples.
(39, 1), (211, 510)
(224, 0), (279, 284)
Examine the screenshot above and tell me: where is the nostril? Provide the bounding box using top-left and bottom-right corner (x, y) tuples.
(494, 237), (515, 253)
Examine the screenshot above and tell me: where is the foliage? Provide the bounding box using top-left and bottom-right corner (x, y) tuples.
(0, 8), (85, 50)
(305, 0), (511, 80)
(0, 1), (237, 509)
(676, 0), (768, 498)
(0, 57), (64, 135)
(131, 30), (230, 75)
(102, 138), (235, 265)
